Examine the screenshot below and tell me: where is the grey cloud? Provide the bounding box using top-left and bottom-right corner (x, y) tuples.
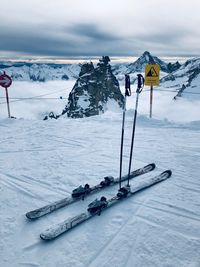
(135, 28), (190, 45)
(0, 0), (199, 58)
(0, 23), (128, 57)
(67, 23), (120, 42)
(0, 21), (199, 58)
(0, 26), (87, 56)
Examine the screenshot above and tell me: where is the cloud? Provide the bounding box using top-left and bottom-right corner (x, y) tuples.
(0, 23), (129, 56)
(0, 0), (199, 58)
(67, 23), (120, 42)
(0, 26), (75, 56)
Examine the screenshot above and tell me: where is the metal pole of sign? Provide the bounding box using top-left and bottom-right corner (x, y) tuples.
(150, 84), (153, 118)
(5, 87), (11, 118)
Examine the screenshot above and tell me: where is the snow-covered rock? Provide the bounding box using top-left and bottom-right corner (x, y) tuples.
(61, 56), (124, 118)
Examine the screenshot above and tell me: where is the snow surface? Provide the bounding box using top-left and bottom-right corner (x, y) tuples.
(0, 80), (200, 267)
(0, 81), (75, 119)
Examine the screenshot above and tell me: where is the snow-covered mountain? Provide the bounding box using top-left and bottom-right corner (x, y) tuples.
(112, 51), (181, 75)
(161, 57), (200, 86)
(160, 57), (200, 99)
(111, 51), (181, 83)
(0, 62), (81, 82)
(0, 52), (181, 82)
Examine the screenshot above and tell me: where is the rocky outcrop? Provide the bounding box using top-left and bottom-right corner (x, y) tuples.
(167, 61), (181, 73)
(61, 56), (124, 118)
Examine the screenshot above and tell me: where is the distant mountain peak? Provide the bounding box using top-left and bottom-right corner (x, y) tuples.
(143, 51), (150, 55)
(138, 51), (155, 64)
(124, 51), (181, 73)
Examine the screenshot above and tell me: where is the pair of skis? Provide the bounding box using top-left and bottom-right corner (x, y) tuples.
(26, 163), (171, 240)
(40, 169), (172, 240)
(26, 163), (155, 220)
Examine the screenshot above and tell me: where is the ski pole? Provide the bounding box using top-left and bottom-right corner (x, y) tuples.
(127, 74), (144, 187)
(119, 74), (131, 189)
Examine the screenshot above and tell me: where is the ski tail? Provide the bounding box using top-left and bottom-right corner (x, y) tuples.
(40, 169), (172, 241)
(128, 162), (156, 179)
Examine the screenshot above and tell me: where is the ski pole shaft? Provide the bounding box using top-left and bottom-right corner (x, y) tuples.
(127, 74), (144, 186)
(119, 96), (127, 189)
(119, 74), (131, 189)
(127, 91), (140, 186)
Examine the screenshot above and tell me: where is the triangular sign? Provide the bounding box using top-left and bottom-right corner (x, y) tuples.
(146, 67), (158, 77)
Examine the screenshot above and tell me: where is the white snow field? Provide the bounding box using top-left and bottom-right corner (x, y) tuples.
(0, 80), (200, 267)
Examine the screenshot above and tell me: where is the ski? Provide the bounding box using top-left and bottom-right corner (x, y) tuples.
(40, 169), (172, 240)
(26, 163), (155, 220)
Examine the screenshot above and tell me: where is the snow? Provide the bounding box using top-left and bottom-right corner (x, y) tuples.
(0, 54), (185, 83)
(0, 81), (75, 119)
(0, 79), (200, 267)
(77, 91), (90, 109)
(0, 63), (81, 81)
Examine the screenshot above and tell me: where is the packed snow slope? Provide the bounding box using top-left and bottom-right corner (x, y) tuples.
(0, 81), (200, 267)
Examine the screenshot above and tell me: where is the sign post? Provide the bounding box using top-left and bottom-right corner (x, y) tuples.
(0, 72), (12, 118)
(5, 87), (11, 118)
(145, 64), (160, 118)
(150, 84), (153, 118)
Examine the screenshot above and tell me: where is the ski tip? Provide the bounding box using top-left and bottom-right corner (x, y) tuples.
(150, 163), (156, 169)
(40, 234), (49, 241)
(25, 212), (32, 220)
(40, 233), (59, 241)
(25, 211), (38, 220)
(162, 169), (172, 178)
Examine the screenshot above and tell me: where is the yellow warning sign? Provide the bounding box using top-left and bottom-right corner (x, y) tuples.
(145, 64), (160, 86)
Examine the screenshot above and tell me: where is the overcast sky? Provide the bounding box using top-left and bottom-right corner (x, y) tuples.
(0, 0), (199, 59)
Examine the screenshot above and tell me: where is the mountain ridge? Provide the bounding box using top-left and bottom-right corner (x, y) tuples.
(0, 52), (198, 84)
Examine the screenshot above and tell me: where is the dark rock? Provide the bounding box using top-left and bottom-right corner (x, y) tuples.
(43, 111), (59, 120)
(161, 74), (176, 82)
(187, 67), (200, 85)
(61, 57), (124, 118)
(167, 61), (181, 72)
(62, 74), (69, 80)
(174, 84), (186, 99)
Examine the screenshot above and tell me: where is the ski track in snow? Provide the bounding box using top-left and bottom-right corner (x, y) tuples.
(86, 197), (152, 267)
(0, 83), (200, 266)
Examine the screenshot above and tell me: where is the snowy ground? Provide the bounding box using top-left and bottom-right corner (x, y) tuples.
(0, 81), (200, 267)
(0, 81), (75, 119)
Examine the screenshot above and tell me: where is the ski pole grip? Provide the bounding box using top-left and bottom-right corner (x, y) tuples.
(125, 74), (131, 96)
(137, 74), (144, 93)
